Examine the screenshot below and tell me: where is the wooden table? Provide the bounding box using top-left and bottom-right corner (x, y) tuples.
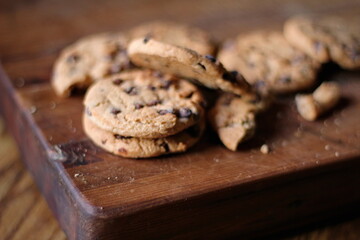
(1, 0), (360, 239)
(1, 120), (360, 239)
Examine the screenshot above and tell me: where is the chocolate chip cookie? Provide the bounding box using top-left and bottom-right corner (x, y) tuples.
(83, 114), (204, 158)
(284, 15), (360, 69)
(52, 33), (133, 97)
(128, 21), (216, 56)
(218, 31), (320, 94)
(128, 37), (255, 98)
(84, 70), (205, 138)
(208, 93), (259, 151)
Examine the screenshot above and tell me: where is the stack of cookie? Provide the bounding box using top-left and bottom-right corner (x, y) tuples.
(83, 70), (206, 158)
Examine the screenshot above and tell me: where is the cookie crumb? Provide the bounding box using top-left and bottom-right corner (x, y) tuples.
(30, 106), (37, 114)
(260, 144), (270, 154)
(74, 173), (81, 178)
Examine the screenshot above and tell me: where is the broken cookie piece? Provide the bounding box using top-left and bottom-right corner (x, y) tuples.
(209, 93), (262, 151)
(295, 82), (340, 121)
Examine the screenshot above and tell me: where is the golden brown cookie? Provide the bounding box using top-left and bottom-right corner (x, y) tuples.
(83, 114), (204, 158)
(284, 15), (360, 69)
(218, 31), (320, 94)
(128, 37), (254, 98)
(84, 70), (205, 138)
(52, 33), (133, 97)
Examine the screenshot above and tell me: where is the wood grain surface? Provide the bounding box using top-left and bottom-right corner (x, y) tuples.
(1, 0), (360, 239)
(2, 117), (360, 240)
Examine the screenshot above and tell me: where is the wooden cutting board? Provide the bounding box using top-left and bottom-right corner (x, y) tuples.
(1, 0), (360, 239)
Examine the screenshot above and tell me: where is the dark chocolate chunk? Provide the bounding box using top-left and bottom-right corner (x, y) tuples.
(197, 62), (206, 70)
(159, 80), (172, 89)
(205, 55), (217, 63)
(314, 41), (323, 52)
(146, 100), (162, 106)
(178, 108), (192, 118)
(158, 109), (175, 115)
(114, 134), (132, 140)
(85, 107), (92, 116)
(66, 54), (80, 64)
(147, 85), (156, 91)
(143, 37), (150, 44)
(110, 108), (121, 115)
(279, 75), (291, 84)
(134, 103), (144, 109)
(112, 79), (124, 85)
(160, 142), (170, 152)
(124, 86), (138, 95)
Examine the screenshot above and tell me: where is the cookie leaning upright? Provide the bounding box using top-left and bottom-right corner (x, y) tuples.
(209, 93), (260, 151)
(218, 31), (320, 94)
(128, 37), (254, 98)
(128, 21), (216, 56)
(284, 15), (360, 69)
(84, 69), (205, 138)
(52, 33), (133, 97)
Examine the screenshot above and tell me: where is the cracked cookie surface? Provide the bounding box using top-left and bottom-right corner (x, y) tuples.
(83, 114), (204, 158)
(218, 31), (320, 94)
(128, 37), (254, 98)
(52, 33), (133, 97)
(84, 70), (205, 138)
(284, 15), (360, 69)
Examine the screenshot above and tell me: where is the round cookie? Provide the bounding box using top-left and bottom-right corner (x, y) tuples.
(208, 93), (259, 151)
(218, 31), (320, 94)
(128, 21), (216, 56)
(284, 15), (360, 69)
(128, 37), (255, 99)
(84, 70), (205, 138)
(83, 115), (204, 158)
(52, 32), (133, 97)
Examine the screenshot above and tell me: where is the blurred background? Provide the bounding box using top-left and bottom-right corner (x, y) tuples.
(1, 0), (360, 239)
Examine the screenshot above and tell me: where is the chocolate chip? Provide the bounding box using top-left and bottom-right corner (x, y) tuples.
(124, 86), (138, 95)
(178, 108), (192, 118)
(85, 107), (92, 116)
(67, 54), (80, 64)
(112, 79), (124, 85)
(143, 37), (150, 44)
(205, 55), (217, 63)
(146, 100), (161, 106)
(114, 134), (132, 140)
(160, 142), (170, 152)
(134, 103), (144, 109)
(152, 71), (164, 78)
(197, 62), (206, 70)
(110, 108), (121, 115)
(158, 109), (174, 115)
(279, 76), (291, 84)
(118, 148), (127, 153)
(101, 139), (107, 144)
(314, 42), (323, 52)
(160, 80), (172, 89)
(147, 85), (156, 91)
